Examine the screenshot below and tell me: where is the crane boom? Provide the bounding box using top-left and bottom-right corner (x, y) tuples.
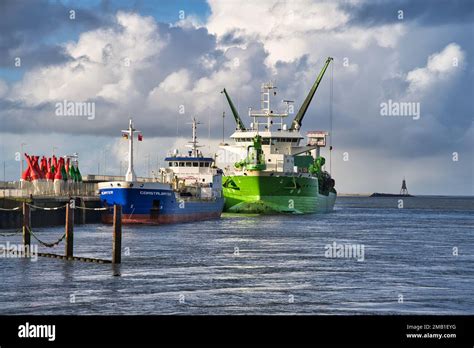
(221, 88), (246, 131)
(290, 57), (333, 131)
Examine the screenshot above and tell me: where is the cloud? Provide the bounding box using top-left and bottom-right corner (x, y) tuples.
(0, 11), (272, 138)
(0, 0), (107, 68)
(406, 43), (465, 93)
(206, 0), (406, 66)
(0, 79), (8, 98)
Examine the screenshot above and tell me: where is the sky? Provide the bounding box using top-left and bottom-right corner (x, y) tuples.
(0, 0), (472, 195)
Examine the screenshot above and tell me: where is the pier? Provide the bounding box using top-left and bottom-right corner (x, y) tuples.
(0, 201), (122, 264)
(0, 174), (157, 229)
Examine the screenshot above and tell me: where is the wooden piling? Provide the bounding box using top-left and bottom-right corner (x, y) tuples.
(65, 201), (74, 258)
(22, 202), (30, 255)
(112, 204), (122, 264)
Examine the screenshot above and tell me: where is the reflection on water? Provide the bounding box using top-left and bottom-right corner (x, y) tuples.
(0, 196), (473, 314)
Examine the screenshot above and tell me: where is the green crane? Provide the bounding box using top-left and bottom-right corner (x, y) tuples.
(289, 57), (333, 131)
(221, 88), (246, 131)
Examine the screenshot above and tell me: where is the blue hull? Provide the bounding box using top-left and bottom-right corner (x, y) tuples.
(99, 186), (224, 224)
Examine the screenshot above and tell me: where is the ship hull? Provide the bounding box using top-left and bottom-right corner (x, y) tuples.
(99, 183), (224, 225)
(223, 174), (336, 214)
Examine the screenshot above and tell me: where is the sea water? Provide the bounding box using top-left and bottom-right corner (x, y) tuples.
(0, 196), (472, 315)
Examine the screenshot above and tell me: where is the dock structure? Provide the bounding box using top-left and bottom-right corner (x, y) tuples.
(1, 201), (123, 264)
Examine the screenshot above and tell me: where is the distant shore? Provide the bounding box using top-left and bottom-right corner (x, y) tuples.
(338, 193), (473, 197)
(338, 193), (371, 197)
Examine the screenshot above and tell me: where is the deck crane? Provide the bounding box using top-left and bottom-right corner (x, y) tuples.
(221, 88), (246, 131)
(289, 57), (333, 131)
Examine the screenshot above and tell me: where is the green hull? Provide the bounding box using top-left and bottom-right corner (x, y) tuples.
(223, 175), (336, 214)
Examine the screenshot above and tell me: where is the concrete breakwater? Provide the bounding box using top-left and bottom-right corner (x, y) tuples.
(0, 197), (102, 229)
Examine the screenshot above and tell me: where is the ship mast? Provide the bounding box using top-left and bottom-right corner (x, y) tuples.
(186, 117), (203, 157)
(122, 119), (142, 182)
(249, 82), (289, 131)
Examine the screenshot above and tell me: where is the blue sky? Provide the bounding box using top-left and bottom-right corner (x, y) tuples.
(0, 0), (472, 194)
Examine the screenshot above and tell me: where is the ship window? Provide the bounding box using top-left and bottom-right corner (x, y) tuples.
(205, 162), (210, 167)
(174, 162), (179, 167)
(169, 162), (172, 167)
(262, 138), (270, 145)
(193, 162), (198, 167)
(186, 162), (191, 167)
(179, 162), (185, 167)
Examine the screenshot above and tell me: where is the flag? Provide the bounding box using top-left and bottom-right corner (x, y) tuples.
(138, 134), (143, 141)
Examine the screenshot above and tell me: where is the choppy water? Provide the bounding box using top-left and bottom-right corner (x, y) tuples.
(0, 196), (473, 315)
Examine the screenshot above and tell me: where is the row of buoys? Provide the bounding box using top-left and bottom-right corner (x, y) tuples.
(21, 154), (82, 195)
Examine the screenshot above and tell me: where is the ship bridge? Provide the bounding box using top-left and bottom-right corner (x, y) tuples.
(161, 118), (221, 188)
(165, 156), (213, 169)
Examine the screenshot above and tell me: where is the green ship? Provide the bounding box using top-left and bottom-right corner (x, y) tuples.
(220, 57), (336, 214)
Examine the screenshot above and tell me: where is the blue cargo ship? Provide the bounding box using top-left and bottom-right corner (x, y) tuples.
(99, 119), (224, 224)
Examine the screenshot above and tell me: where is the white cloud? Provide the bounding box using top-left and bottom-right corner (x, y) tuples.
(334, 24), (406, 50)
(406, 43), (465, 93)
(156, 69), (192, 94)
(9, 12), (165, 105)
(207, 0), (349, 37)
(206, 0), (406, 66)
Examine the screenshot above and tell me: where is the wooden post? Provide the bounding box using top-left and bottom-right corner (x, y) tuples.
(65, 200), (74, 259)
(22, 202), (30, 255)
(112, 204), (122, 264)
